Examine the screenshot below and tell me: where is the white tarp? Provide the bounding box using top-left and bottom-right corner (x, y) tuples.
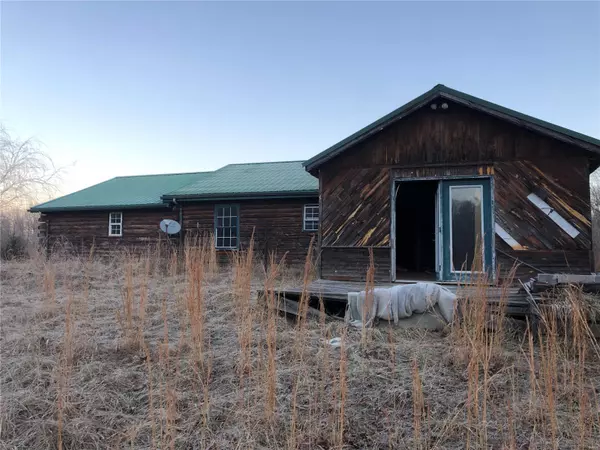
(345, 283), (456, 328)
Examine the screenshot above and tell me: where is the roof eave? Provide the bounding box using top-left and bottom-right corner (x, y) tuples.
(162, 190), (319, 202)
(304, 84), (600, 172)
(438, 90), (600, 155)
(29, 203), (170, 213)
(303, 86), (443, 172)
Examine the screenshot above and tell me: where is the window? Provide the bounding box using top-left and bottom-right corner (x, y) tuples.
(108, 212), (123, 237)
(215, 205), (239, 249)
(303, 204), (319, 231)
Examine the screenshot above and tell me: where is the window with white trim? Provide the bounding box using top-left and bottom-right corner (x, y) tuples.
(215, 205), (239, 249)
(108, 212), (123, 237)
(303, 204), (319, 231)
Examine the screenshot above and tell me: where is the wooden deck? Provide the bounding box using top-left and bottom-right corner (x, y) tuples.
(271, 279), (531, 317)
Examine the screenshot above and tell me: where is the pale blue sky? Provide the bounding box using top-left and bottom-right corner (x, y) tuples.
(1, 1), (599, 196)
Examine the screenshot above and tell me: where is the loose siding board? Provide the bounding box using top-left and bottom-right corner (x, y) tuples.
(320, 168), (390, 247)
(183, 197), (318, 265)
(320, 247), (391, 282)
(493, 159), (591, 251)
(316, 99), (594, 282)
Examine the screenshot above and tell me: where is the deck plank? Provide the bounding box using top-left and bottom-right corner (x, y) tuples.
(275, 279), (528, 310)
(262, 279), (532, 318)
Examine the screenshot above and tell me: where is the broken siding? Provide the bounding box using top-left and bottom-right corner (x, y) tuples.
(493, 159), (591, 251)
(316, 99), (594, 282)
(320, 167), (390, 247)
(494, 158), (592, 277)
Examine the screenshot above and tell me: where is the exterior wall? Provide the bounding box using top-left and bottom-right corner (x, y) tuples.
(39, 208), (178, 255)
(321, 168), (390, 247)
(320, 247), (390, 281)
(317, 100), (593, 282)
(494, 158), (592, 279)
(182, 197), (318, 266)
(39, 197), (318, 266)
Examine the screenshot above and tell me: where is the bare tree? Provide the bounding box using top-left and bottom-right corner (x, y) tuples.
(1, 126), (64, 258)
(0, 125), (62, 209)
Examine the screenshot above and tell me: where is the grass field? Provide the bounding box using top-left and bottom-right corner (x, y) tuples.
(1, 242), (599, 449)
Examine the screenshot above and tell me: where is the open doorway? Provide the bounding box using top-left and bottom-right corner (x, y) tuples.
(395, 180), (438, 281)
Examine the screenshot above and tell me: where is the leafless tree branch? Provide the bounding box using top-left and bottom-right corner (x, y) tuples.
(0, 125), (64, 209)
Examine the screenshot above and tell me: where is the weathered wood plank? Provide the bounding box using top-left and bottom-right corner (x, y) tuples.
(318, 101), (591, 171)
(320, 167), (390, 247)
(494, 160), (591, 251)
(315, 98), (594, 282)
(320, 247), (391, 282)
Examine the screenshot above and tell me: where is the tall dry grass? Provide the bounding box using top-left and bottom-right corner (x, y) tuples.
(1, 242), (599, 449)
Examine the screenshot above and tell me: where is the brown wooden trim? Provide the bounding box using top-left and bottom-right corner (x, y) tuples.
(318, 171), (323, 278)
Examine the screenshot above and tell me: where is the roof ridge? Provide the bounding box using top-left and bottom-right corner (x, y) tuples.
(114, 170), (212, 179)
(113, 161), (307, 178)
(220, 160), (306, 168)
(304, 83), (600, 170)
(437, 84), (600, 145)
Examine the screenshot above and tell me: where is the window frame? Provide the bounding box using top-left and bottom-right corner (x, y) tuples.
(108, 212), (123, 237)
(303, 204), (319, 232)
(214, 204), (240, 250)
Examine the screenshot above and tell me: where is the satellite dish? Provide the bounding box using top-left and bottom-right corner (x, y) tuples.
(160, 219), (181, 235)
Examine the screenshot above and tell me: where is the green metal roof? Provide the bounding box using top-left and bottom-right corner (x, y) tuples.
(304, 84), (600, 171)
(164, 161), (318, 200)
(30, 161), (318, 212)
(29, 171), (210, 212)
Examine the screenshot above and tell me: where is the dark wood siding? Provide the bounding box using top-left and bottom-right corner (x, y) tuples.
(496, 246), (591, 280)
(320, 167), (390, 247)
(41, 198), (318, 266)
(182, 197), (318, 266)
(494, 159), (591, 251)
(391, 165), (494, 179)
(320, 247), (390, 282)
(40, 208), (178, 255)
(320, 101), (591, 170)
(494, 158), (592, 278)
(317, 99), (594, 281)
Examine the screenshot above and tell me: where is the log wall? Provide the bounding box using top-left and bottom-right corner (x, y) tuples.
(40, 197), (318, 266)
(182, 197), (318, 266)
(39, 208), (178, 256)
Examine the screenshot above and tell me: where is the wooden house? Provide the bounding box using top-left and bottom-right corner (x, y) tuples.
(31, 84), (600, 283)
(31, 161), (319, 264)
(304, 84), (600, 282)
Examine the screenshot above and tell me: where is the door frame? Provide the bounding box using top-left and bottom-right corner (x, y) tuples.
(390, 174), (495, 282)
(441, 179), (494, 281)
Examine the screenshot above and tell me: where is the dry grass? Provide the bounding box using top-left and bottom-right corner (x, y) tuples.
(1, 244), (600, 449)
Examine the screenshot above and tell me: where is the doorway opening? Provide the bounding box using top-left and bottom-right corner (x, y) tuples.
(395, 180), (438, 281)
